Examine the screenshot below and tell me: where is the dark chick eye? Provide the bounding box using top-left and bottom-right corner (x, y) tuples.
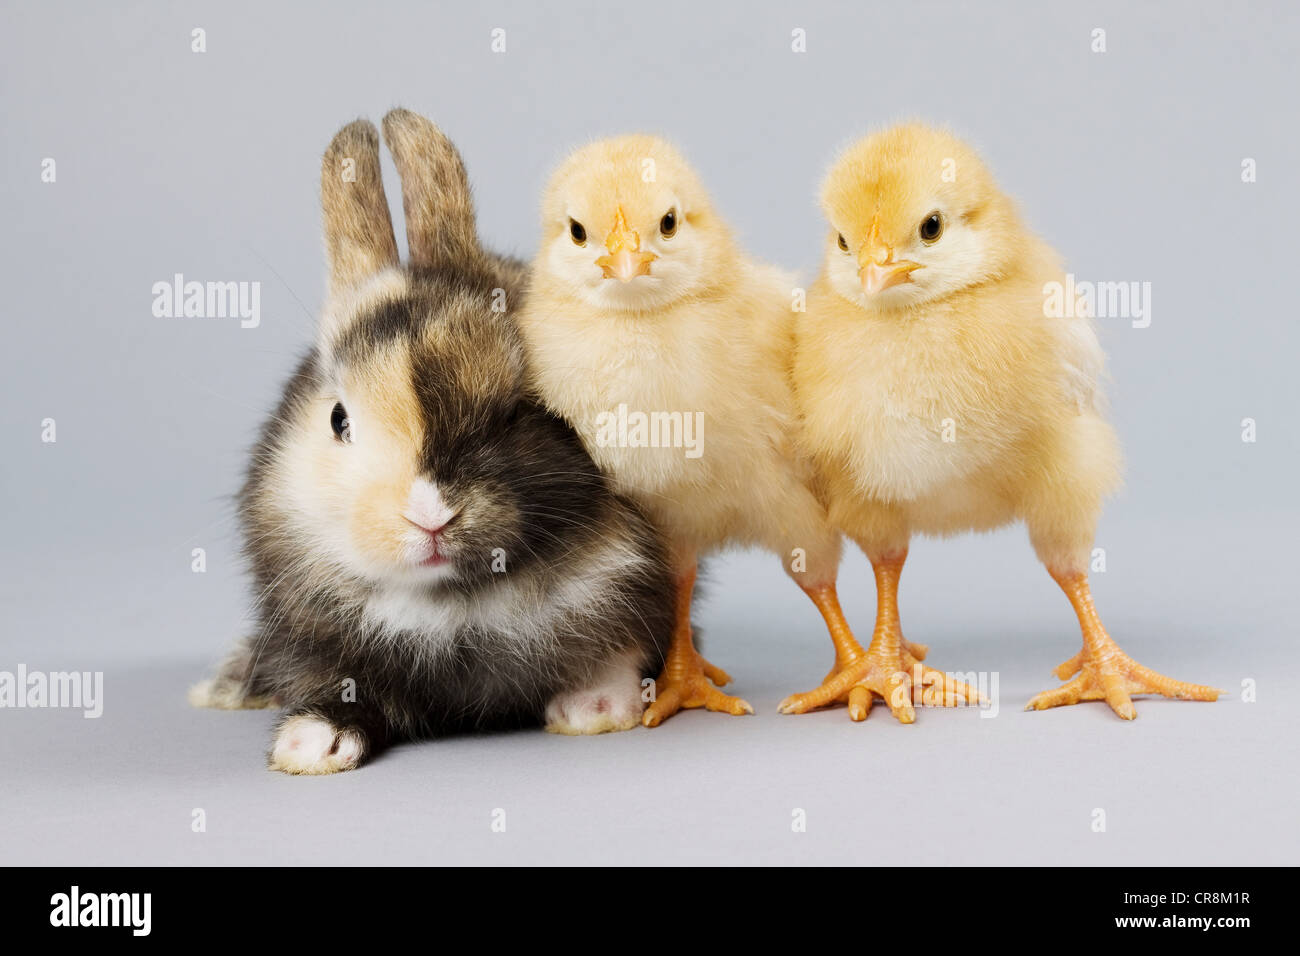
(330, 402), (352, 443)
(569, 219), (587, 245)
(837, 233), (849, 252)
(919, 212), (944, 243)
(660, 208), (677, 238)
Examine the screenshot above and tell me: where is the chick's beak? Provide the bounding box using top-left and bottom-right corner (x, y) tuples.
(860, 258), (924, 294)
(596, 206), (657, 282)
(857, 216), (922, 294)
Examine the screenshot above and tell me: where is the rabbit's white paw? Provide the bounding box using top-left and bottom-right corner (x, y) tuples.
(545, 656), (645, 735)
(269, 715), (365, 774)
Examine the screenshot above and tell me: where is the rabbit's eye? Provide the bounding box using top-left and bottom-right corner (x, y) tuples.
(330, 402), (353, 444)
(569, 219), (587, 246)
(837, 233), (849, 253)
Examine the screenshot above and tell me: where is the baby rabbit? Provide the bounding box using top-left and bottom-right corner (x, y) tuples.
(189, 109), (675, 773)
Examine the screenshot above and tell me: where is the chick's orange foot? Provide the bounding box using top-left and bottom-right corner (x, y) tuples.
(1026, 639), (1221, 720)
(1030, 569), (1221, 719)
(642, 653), (754, 727)
(777, 638), (984, 724)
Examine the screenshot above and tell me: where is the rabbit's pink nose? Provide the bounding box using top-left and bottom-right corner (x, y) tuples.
(405, 478), (456, 537)
(405, 516), (447, 537)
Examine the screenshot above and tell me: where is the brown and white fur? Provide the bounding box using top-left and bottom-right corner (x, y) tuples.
(190, 111), (674, 772)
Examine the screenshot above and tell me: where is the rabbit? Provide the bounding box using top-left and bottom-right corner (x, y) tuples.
(188, 109), (675, 774)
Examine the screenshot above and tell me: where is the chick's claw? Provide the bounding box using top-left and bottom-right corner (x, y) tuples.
(846, 686), (872, 721)
(1027, 645), (1222, 720)
(699, 657), (734, 688)
(778, 647), (916, 723)
(1053, 650), (1084, 680)
(902, 645), (987, 708)
(642, 654), (753, 727)
(780, 638), (983, 723)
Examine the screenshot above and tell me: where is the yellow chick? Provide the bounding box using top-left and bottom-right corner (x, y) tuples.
(519, 135), (880, 725)
(786, 123), (1220, 721)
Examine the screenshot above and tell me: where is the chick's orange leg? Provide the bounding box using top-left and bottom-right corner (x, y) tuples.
(778, 553), (983, 723)
(1026, 568), (1221, 719)
(642, 567), (753, 727)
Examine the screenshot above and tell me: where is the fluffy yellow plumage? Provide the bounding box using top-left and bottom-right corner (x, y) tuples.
(518, 135), (862, 724)
(785, 123), (1218, 720)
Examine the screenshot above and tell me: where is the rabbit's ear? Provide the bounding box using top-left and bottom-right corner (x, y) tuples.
(381, 109), (482, 272)
(321, 119), (400, 299)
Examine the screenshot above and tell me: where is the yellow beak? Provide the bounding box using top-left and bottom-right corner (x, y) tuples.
(596, 206), (657, 282)
(857, 215), (922, 294)
(860, 258), (924, 294)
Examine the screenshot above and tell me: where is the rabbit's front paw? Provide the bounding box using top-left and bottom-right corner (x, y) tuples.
(545, 658), (645, 735)
(268, 715), (365, 774)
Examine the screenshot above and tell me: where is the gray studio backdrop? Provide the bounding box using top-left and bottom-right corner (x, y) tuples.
(2, 0), (1297, 865)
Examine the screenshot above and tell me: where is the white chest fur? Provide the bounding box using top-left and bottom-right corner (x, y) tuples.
(359, 533), (645, 649)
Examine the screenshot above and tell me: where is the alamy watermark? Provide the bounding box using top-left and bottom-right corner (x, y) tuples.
(50, 886), (150, 936)
(593, 403), (704, 459)
(0, 665), (103, 718)
(1043, 273), (1151, 328)
(152, 273), (261, 328)
(913, 666), (1000, 718)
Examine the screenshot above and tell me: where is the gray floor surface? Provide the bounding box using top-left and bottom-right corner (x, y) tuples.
(3, 513), (1294, 866)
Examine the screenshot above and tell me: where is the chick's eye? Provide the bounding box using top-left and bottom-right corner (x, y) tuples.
(569, 219), (587, 245)
(920, 212), (944, 244)
(837, 233), (849, 253)
(660, 208), (677, 238)
(330, 402), (352, 443)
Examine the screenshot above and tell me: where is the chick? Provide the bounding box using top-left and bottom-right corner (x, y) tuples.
(519, 135), (888, 724)
(785, 123), (1219, 721)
